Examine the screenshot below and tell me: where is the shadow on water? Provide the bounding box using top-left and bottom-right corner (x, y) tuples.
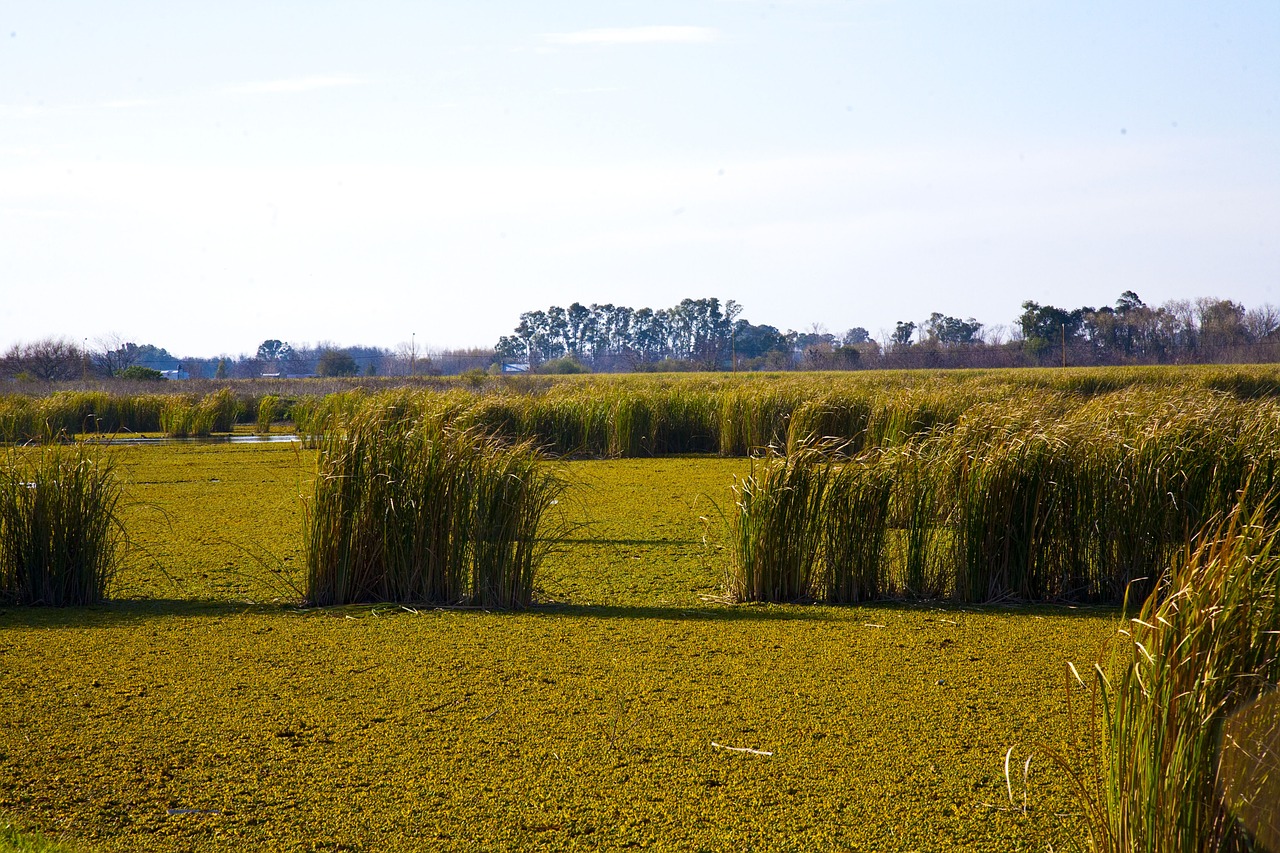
(0, 596), (1120, 629)
(560, 537), (704, 547)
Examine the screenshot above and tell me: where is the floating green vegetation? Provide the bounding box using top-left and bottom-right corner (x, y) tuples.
(0, 442), (1118, 851)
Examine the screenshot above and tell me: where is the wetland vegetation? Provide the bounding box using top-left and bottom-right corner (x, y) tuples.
(1, 367), (1278, 850)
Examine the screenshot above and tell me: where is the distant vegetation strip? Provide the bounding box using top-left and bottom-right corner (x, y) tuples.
(8, 365), (1280, 448)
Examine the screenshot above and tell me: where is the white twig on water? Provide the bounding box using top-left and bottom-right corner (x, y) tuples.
(712, 741), (773, 756)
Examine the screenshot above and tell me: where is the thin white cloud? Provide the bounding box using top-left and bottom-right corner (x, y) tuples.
(550, 86), (620, 96)
(222, 75), (365, 96)
(101, 98), (166, 109)
(543, 26), (719, 46)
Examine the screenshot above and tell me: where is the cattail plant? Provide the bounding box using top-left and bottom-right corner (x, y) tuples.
(888, 443), (946, 597)
(0, 443), (123, 605)
(256, 395), (279, 434)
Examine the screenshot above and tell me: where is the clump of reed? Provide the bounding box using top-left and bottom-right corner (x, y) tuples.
(159, 396), (212, 437)
(292, 389), (368, 448)
(719, 386), (799, 457)
(0, 391), (171, 441)
(305, 394), (564, 608)
(726, 445), (832, 602)
(609, 387), (719, 456)
(200, 387), (242, 432)
(256, 395), (279, 434)
(727, 388), (1280, 604)
(821, 456), (892, 602)
(1062, 500), (1280, 852)
(0, 443), (122, 605)
(157, 389), (245, 437)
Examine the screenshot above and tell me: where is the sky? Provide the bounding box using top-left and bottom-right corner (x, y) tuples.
(2, 1), (1278, 357)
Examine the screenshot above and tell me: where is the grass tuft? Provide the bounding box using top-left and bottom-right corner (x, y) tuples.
(726, 444), (831, 602)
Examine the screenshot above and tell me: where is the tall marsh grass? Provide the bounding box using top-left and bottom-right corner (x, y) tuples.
(1063, 501), (1280, 852)
(256, 395), (279, 434)
(305, 394), (564, 608)
(727, 390), (1280, 604)
(727, 446), (832, 602)
(822, 457), (892, 602)
(0, 443), (122, 605)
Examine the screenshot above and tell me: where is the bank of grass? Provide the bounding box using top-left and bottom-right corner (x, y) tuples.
(7, 363), (1280, 446)
(726, 389), (1280, 605)
(0, 442), (1116, 851)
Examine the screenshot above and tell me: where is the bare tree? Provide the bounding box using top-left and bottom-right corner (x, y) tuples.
(92, 333), (141, 376)
(1245, 304), (1280, 342)
(1, 338), (86, 380)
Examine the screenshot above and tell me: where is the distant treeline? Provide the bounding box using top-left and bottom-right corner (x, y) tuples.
(495, 291), (1280, 371)
(0, 337), (497, 383)
(5, 290), (1280, 383)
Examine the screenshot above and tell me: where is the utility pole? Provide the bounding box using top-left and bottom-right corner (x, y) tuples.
(410, 332), (416, 376)
(1061, 323), (1067, 369)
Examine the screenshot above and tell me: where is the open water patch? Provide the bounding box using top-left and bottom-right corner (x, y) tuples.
(85, 434), (301, 447)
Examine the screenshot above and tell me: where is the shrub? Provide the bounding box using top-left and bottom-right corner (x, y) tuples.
(0, 443), (122, 605)
(115, 365), (164, 381)
(538, 357), (589, 375)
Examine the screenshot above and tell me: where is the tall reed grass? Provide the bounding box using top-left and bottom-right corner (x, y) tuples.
(1062, 500), (1280, 852)
(726, 389), (1280, 604)
(0, 443), (122, 605)
(256, 395), (279, 434)
(727, 446), (831, 602)
(822, 457), (892, 602)
(305, 394), (564, 608)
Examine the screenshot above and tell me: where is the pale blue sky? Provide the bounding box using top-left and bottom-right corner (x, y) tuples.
(3, 2), (1278, 355)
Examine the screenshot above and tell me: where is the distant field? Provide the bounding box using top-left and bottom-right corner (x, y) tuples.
(0, 443), (1115, 851)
